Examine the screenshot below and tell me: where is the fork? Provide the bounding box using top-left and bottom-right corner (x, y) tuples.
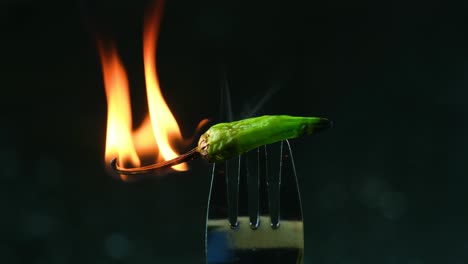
(205, 71), (304, 264)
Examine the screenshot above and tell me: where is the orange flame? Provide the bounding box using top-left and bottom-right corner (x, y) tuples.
(143, 0), (186, 171)
(99, 0), (188, 180)
(99, 43), (141, 170)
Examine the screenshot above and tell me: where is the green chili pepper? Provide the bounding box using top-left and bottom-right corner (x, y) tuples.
(111, 115), (332, 175)
(197, 115), (332, 162)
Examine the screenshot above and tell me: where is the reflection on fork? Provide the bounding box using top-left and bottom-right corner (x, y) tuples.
(205, 70), (304, 264)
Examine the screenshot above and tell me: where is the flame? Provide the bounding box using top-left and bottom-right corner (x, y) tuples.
(99, 43), (140, 169)
(143, 0), (186, 171)
(99, 0), (188, 180)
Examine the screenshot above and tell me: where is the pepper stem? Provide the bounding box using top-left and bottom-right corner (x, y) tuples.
(111, 148), (201, 175)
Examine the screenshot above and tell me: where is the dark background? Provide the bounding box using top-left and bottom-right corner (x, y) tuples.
(1, 0), (467, 263)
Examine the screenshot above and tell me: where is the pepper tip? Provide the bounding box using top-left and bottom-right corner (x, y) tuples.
(314, 117), (333, 134)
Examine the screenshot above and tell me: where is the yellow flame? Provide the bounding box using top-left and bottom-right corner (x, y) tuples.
(143, 0), (186, 171)
(98, 0), (188, 180)
(99, 43), (140, 169)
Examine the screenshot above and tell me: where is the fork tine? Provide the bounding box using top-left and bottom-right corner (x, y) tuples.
(265, 141), (282, 228)
(244, 148), (260, 229)
(206, 162), (232, 263)
(225, 156), (241, 228)
(280, 140), (303, 221)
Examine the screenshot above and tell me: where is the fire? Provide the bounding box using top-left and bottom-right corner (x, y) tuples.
(99, 0), (188, 180)
(143, 0), (186, 171)
(99, 43), (140, 169)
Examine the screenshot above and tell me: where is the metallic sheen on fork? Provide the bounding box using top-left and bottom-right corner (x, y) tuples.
(206, 140), (305, 263)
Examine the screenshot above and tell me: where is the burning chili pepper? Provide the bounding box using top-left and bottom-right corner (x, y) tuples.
(111, 115), (332, 175)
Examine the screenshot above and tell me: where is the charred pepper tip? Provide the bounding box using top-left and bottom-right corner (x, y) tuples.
(305, 117), (333, 135)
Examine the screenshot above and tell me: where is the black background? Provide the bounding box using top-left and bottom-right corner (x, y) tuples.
(1, 0), (467, 263)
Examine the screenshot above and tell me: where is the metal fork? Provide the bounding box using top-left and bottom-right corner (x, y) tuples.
(205, 71), (304, 264)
